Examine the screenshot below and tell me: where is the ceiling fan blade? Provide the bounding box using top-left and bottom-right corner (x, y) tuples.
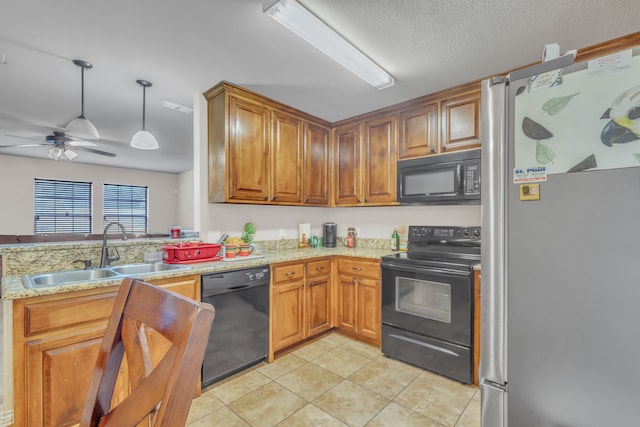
(5, 134), (44, 142)
(0, 143), (48, 148)
(78, 147), (117, 157)
(67, 140), (98, 147)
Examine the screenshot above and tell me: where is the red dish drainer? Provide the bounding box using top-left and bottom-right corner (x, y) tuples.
(162, 242), (222, 264)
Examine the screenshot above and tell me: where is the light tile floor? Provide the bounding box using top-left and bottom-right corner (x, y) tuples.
(187, 332), (480, 427)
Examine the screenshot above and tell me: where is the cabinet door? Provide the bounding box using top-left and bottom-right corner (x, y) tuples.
(304, 122), (331, 205)
(363, 114), (397, 204)
(440, 89), (481, 152)
(24, 330), (128, 427)
(271, 110), (304, 204)
(228, 95), (270, 201)
(399, 103), (438, 158)
(272, 281), (305, 351)
(357, 278), (381, 343)
(333, 123), (362, 205)
(306, 275), (331, 337)
(336, 275), (357, 333)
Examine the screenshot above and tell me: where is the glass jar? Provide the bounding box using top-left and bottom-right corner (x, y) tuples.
(346, 227), (356, 248)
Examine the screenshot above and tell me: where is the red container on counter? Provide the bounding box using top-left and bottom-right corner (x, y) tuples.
(162, 242), (222, 264)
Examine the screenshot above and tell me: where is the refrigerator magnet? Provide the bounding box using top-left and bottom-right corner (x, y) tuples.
(519, 184), (540, 201)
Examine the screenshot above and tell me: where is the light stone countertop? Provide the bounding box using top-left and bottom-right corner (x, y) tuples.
(1, 247), (394, 300)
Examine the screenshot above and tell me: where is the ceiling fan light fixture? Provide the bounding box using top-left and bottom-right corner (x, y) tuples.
(48, 146), (63, 160)
(66, 59), (100, 140)
(263, 0), (394, 90)
(64, 149), (78, 160)
(131, 80), (159, 150)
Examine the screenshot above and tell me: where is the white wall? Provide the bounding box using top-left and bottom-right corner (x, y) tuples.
(192, 93), (481, 242)
(0, 154), (180, 235)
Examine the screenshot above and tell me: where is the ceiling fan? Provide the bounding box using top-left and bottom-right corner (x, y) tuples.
(0, 131), (116, 160)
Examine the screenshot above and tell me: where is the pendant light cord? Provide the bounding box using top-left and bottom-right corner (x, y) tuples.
(80, 66), (86, 119)
(142, 85), (146, 130)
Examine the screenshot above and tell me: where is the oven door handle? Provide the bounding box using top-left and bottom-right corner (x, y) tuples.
(381, 262), (472, 277)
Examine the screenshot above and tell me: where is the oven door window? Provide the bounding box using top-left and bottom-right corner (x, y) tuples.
(396, 277), (451, 323)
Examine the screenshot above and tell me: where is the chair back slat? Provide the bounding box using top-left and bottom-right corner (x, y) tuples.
(80, 277), (215, 427)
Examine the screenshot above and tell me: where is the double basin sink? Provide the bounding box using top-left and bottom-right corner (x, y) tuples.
(23, 263), (191, 289)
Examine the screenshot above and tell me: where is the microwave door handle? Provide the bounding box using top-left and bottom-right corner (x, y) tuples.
(456, 164), (464, 195)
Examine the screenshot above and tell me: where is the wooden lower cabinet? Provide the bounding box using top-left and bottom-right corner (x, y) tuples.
(270, 258), (332, 359)
(13, 274), (200, 427)
(336, 257), (382, 345)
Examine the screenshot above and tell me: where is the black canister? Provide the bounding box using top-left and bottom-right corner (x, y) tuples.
(323, 222), (337, 247)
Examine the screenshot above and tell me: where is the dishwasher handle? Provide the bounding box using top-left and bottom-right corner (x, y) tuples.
(202, 277), (269, 297)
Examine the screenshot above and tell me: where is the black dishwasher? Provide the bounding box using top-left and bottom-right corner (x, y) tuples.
(201, 266), (270, 388)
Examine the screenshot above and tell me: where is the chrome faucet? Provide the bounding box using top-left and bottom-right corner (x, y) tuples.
(100, 222), (127, 268)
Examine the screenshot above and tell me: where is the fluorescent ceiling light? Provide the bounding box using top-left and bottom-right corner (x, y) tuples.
(263, 0), (394, 90)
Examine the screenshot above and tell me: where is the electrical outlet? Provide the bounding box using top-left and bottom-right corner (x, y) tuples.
(278, 229), (286, 239)
(355, 227), (360, 236)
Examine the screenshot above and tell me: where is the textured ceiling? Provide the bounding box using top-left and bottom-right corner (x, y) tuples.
(0, 0), (638, 173)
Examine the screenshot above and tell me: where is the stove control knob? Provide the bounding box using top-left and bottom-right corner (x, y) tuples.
(462, 228), (470, 237)
(473, 229), (481, 238)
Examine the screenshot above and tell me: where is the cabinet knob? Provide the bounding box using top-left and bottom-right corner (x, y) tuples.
(272, 195), (277, 201)
(430, 147), (436, 153)
(441, 144), (447, 151)
(352, 278), (356, 284)
(263, 195), (269, 200)
(304, 198), (309, 203)
(357, 198), (362, 203)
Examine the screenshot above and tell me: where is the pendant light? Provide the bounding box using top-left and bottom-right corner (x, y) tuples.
(130, 80), (159, 150)
(66, 59), (100, 140)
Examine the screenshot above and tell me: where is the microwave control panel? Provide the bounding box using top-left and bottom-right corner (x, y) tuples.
(464, 164), (481, 195)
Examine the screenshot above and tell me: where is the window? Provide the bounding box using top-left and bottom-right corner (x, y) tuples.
(34, 178), (92, 234)
(103, 184), (148, 234)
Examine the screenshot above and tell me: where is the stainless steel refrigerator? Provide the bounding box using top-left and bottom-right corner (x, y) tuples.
(480, 46), (640, 426)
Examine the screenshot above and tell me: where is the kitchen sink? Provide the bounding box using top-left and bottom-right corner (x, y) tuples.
(24, 268), (122, 288)
(110, 263), (190, 275)
(23, 263), (191, 289)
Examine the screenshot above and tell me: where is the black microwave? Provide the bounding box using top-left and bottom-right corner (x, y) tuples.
(397, 150), (481, 205)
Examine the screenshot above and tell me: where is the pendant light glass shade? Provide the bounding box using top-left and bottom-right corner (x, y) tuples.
(131, 80), (159, 150)
(66, 59), (100, 140)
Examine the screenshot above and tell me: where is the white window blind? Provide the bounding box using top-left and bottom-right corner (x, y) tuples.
(34, 178), (92, 234)
(103, 184), (148, 234)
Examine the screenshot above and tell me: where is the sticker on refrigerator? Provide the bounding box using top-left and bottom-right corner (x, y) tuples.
(587, 49), (632, 78)
(519, 184), (540, 201)
(527, 69), (563, 93)
(514, 166), (547, 183)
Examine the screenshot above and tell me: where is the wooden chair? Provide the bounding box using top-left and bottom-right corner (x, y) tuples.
(80, 277), (215, 427)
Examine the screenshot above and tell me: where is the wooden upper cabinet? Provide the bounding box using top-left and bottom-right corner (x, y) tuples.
(440, 89), (481, 152)
(363, 114), (397, 204)
(333, 123), (362, 205)
(399, 103), (438, 159)
(228, 96), (270, 201)
(303, 122), (330, 205)
(271, 110), (304, 204)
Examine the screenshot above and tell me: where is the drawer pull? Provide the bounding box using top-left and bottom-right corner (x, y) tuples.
(352, 266), (363, 271)
(285, 271), (296, 276)
(315, 266), (325, 271)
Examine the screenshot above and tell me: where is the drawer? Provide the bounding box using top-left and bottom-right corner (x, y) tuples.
(337, 258), (380, 280)
(272, 262), (305, 284)
(24, 291), (118, 336)
(306, 258), (331, 278)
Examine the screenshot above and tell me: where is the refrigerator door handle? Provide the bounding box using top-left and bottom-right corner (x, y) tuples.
(480, 77), (509, 386)
(481, 380), (508, 427)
